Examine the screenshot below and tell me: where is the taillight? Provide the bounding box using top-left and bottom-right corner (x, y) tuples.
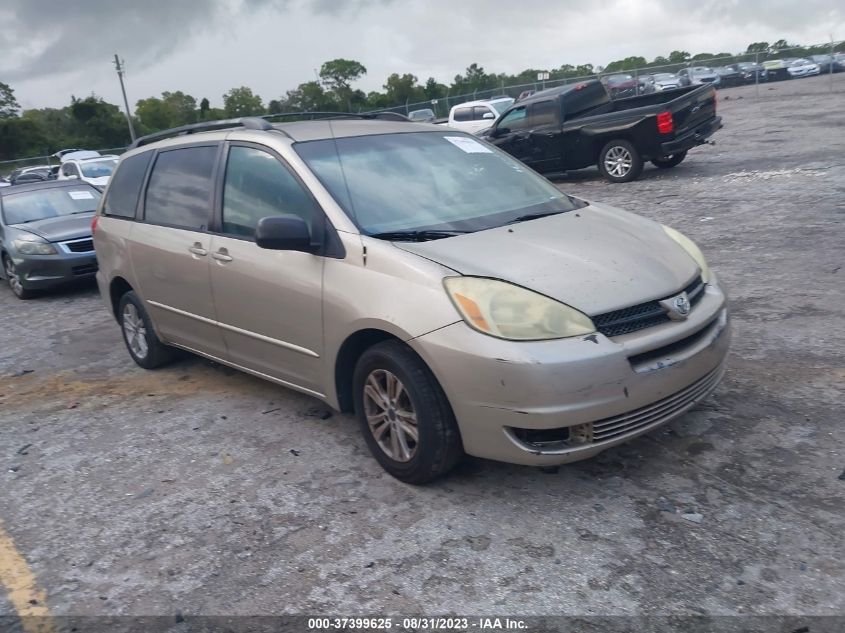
(91, 215), (99, 235)
(657, 110), (674, 134)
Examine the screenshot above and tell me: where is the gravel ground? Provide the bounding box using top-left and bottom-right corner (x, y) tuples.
(1, 74), (843, 628)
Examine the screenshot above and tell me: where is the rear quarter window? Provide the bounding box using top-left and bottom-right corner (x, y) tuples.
(453, 107), (473, 122)
(103, 152), (152, 219)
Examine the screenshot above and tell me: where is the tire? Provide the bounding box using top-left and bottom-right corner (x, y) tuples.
(3, 255), (35, 300)
(651, 151), (687, 169)
(353, 340), (463, 484)
(598, 139), (643, 183)
(118, 290), (176, 369)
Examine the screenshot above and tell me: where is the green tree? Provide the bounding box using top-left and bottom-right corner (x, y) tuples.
(423, 77), (447, 100)
(668, 50), (691, 63)
(199, 97), (210, 119)
(0, 82), (19, 118)
(135, 96), (172, 131)
(319, 59), (367, 111)
(267, 99), (283, 114)
(162, 91), (197, 125)
(222, 86), (265, 117)
(282, 81), (337, 112)
(746, 42), (769, 53)
(383, 73), (424, 106)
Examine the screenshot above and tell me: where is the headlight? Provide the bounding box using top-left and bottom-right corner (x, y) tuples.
(13, 236), (58, 255)
(662, 225), (711, 283)
(443, 277), (596, 341)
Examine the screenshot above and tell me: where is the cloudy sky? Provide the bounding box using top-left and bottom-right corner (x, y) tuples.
(1, 0), (843, 111)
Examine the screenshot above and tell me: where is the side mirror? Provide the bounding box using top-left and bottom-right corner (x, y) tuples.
(492, 127), (509, 137)
(255, 215), (315, 252)
(482, 112), (495, 120)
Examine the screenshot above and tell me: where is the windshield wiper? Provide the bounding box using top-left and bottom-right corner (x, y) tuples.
(369, 229), (471, 242)
(505, 210), (565, 225)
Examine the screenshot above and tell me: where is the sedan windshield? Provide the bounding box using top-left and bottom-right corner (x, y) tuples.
(2, 186), (102, 225)
(489, 99), (514, 114)
(80, 158), (117, 178)
(295, 131), (582, 236)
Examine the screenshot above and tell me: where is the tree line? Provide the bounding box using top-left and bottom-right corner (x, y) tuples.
(1, 39), (842, 162)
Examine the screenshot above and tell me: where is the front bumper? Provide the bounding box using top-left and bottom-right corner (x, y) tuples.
(410, 280), (730, 466)
(661, 116), (722, 156)
(10, 251), (98, 289)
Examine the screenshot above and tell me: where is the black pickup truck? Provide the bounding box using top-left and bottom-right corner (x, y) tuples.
(478, 80), (722, 182)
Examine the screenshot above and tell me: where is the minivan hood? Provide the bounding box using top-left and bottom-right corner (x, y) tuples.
(395, 202), (699, 315)
(12, 213), (93, 242)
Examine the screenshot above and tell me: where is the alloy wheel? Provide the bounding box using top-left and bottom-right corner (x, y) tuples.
(363, 369), (419, 462)
(122, 303), (149, 360)
(4, 258), (23, 297)
(604, 146), (633, 178)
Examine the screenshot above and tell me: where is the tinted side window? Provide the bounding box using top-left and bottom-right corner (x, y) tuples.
(103, 152), (152, 218)
(62, 163), (79, 177)
(453, 107), (472, 122)
(144, 146), (217, 230)
(472, 106), (494, 121)
(222, 146), (316, 238)
(499, 107), (529, 131)
(529, 101), (556, 127)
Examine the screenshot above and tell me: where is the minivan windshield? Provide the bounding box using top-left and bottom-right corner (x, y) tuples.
(294, 132), (583, 236)
(2, 186), (101, 225)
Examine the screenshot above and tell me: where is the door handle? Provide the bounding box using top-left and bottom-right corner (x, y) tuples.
(188, 242), (208, 257)
(212, 248), (233, 263)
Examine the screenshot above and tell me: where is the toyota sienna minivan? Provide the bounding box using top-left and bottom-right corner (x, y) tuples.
(94, 115), (730, 483)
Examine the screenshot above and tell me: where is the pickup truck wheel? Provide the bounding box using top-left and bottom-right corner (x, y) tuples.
(652, 151), (687, 169)
(598, 140), (643, 183)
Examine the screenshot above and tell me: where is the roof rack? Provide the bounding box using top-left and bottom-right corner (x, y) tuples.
(128, 111), (410, 149)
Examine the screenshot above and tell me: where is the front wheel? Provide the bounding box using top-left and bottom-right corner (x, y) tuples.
(598, 140), (644, 183)
(3, 256), (34, 299)
(118, 291), (176, 369)
(353, 340), (463, 484)
(651, 151), (687, 169)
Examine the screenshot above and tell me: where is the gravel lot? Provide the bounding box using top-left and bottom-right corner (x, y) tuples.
(1, 74), (843, 627)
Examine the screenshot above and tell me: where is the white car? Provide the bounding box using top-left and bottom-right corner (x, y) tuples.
(446, 97), (514, 134)
(56, 150), (119, 187)
(787, 59), (821, 78)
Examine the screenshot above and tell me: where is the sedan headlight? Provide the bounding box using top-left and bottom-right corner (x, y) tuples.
(13, 236), (58, 255)
(444, 277), (596, 341)
(662, 225), (711, 283)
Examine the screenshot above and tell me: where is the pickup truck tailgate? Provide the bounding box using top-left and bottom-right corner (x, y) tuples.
(672, 85), (717, 134)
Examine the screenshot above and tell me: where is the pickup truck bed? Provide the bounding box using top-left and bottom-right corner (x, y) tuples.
(480, 80), (722, 182)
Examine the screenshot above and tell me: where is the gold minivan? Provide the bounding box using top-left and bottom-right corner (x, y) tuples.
(94, 116), (730, 483)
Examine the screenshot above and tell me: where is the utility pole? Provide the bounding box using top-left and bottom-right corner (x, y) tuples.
(113, 54), (137, 142)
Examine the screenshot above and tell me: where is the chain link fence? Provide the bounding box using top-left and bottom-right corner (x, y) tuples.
(375, 40), (844, 118)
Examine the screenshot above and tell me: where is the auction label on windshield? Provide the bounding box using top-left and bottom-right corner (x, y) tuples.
(307, 616), (528, 631)
(443, 136), (493, 154)
(68, 190), (95, 200)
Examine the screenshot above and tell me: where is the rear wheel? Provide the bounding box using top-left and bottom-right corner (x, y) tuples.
(652, 151), (687, 169)
(353, 340), (463, 484)
(118, 291), (176, 369)
(3, 256), (34, 300)
(598, 140), (643, 183)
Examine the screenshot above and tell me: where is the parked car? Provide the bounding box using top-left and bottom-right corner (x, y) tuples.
(480, 80), (721, 183)
(808, 55), (839, 73)
(678, 67), (721, 87)
(8, 165), (54, 185)
(714, 66), (743, 87)
(94, 115), (729, 483)
(408, 108), (436, 122)
(640, 73), (681, 93)
(445, 97), (514, 133)
(0, 178), (10, 188)
(56, 150), (119, 187)
(602, 74), (638, 98)
(762, 59), (793, 81)
(0, 179), (101, 299)
(787, 58), (821, 78)
(726, 62), (767, 83)
(516, 89), (536, 102)
(835, 53), (845, 71)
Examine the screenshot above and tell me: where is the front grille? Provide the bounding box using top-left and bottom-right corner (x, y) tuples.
(64, 239), (94, 252)
(593, 276), (705, 337)
(591, 363), (725, 443)
(72, 263), (98, 276)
